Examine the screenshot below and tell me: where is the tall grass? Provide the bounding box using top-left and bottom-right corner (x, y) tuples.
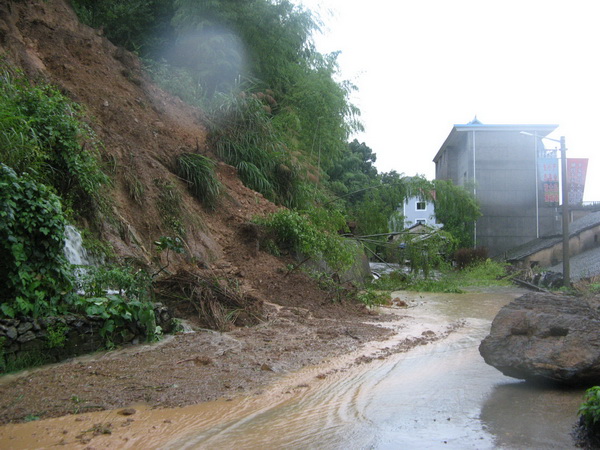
(176, 153), (222, 209)
(207, 92), (303, 208)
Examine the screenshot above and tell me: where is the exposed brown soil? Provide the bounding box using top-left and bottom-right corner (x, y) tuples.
(0, 0), (401, 424)
(0, 301), (397, 425)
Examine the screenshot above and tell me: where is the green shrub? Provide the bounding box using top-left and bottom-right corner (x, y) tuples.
(176, 153), (222, 209)
(579, 386), (600, 428)
(46, 323), (69, 349)
(0, 165), (73, 318)
(256, 208), (356, 273)
(0, 61), (108, 216)
(74, 264), (159, 346)
(371, 271), (464, 294)
(355, 288), (389, 307)
(459, 259), (509, 285)
(370, 258), (509, 293)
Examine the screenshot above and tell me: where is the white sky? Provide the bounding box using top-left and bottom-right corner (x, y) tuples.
(296, 0), (600, 201)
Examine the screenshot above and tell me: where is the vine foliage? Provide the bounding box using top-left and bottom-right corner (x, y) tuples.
(0, 164), (73, 318)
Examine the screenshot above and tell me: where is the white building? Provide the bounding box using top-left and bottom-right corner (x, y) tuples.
(402, 196), (442, 229)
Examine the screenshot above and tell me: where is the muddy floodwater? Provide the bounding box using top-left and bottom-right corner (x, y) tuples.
(0, 288), (585, 449)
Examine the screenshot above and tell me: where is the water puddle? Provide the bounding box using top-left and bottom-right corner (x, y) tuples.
(0, 288), (585, 449)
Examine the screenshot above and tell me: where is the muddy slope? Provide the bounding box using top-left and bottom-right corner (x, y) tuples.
(0, 0), (393, 424)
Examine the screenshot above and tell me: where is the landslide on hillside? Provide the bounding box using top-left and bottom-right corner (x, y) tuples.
(1, 0), (336, 313)
(0, 0), (393, 423)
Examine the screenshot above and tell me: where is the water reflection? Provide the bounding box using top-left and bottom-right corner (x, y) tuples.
(480, 381), (583, 449)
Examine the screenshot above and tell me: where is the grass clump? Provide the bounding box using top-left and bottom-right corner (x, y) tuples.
(370, 259), (511, 293)
(176, 153), (221, 209)
(208, 92), (303, 208)
(154, 178), (186, 237)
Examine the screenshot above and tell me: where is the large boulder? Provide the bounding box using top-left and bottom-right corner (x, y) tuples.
(479, 292), (600, 385)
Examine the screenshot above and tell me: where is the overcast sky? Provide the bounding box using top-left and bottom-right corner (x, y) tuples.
(296, 0), (600, 201)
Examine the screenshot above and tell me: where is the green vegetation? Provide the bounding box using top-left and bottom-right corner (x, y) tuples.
(579, 386), (600, 429)
(355, 288), (390, 307)
(45, 323), (69, 349)
(0, 59), (162, 358)
(0, 165), (73, 318)
(398, 228), (457, 279)
(256, 208), (357, 274)
(0, 61), (108, 216)
(176, 153), (222, 209)
(154, 178), (186, 237)
(432, 180), (481, 248)
(207, 91), (304, 207)
(371, 259), (511, 294)
(74, 264), (160, 346)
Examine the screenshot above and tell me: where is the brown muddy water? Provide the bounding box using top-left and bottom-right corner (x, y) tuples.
(0, 288), (585, 449)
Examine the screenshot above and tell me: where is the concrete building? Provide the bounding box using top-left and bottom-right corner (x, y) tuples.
(433, 118), (561, 257)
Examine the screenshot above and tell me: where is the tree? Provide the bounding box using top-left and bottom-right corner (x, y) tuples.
(432, 180), (481, 248)
(71, 0), (175, 57)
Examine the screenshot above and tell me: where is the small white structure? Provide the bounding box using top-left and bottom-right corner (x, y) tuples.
(403, 197), (442, 229)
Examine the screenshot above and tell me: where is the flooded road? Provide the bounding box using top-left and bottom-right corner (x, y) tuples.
(0, 288), (585, 449)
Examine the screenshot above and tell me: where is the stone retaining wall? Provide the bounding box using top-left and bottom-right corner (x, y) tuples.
(0, 303), (177, 372)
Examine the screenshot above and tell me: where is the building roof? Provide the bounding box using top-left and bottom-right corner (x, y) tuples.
(503, 210), (600, 261)
(432, 119), (559, 163)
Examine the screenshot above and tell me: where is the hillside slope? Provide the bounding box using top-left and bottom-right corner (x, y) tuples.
(0, 0), (393, 424)
(0, 0), (344, 312)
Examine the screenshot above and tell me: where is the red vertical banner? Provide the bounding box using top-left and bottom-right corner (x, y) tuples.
(567, 158), (588, 205)
(538, 157), (559, 205)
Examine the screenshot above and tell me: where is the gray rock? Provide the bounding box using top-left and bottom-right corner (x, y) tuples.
(479, 292), (600, 385)
(5, 326), (18, 340)
(17, 330), (36, 343)
(17, 321), (33, 334)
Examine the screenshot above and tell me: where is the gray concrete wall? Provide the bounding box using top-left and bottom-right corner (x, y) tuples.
(436, 128), (560, 256)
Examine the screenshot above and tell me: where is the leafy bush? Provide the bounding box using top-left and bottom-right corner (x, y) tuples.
(256, 208), (356, 273)
(74, 265), (159, 345)
(46, 323), (69, 349)
(81, 295), (157, 347)
(0, 61), (108, 215)
(459, 259), (509, 285)
(0, 165), (73, 318)
(579, 386), (600, 428)
(355, 288), (389, 307)
(176, 153), (222, 209)
(396, 228), (457, 279)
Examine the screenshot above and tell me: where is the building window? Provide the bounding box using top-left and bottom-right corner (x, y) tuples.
(416, 219), (426, 225)
(416, 201), (426, 211)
